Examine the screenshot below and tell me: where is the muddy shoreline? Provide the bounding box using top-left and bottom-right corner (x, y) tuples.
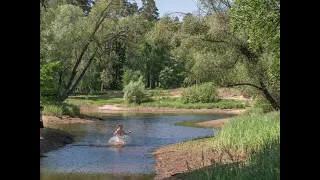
(40, 115), (98, 155)
(40, 128), (74, 154)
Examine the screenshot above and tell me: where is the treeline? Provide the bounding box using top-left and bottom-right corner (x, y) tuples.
(40, 0), (280, 110)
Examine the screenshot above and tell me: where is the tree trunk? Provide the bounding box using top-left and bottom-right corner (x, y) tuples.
(149, 75), (152, 89)
(59, 1), (114, 100)
(259, 80), (280, 110)
(59, 49), (98, 101)
(145, 74), (150, 88)
(226, 82), (280, 110)
(58, 73), (62, 89)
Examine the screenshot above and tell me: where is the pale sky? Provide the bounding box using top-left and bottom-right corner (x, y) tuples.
(132, 0), (199, 18)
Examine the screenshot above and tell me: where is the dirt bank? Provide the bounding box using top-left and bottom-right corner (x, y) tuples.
(195, 118), (230, 128)
(153, 116), (242, 179)
(42, 115), (96, 125)
(40, 128), (74, 154)
(40, 115), (97, 155)
(152, 136), (246, 180)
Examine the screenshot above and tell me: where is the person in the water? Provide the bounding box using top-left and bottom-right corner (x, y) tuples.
(111, 123), (131, 146)
(114, 123), (131, 137)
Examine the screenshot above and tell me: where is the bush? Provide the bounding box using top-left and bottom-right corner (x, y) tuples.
(181, 82), (220, 103)
(123, 76), (149, 104)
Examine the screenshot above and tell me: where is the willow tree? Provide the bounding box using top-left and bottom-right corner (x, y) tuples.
(173, 0), (280, 110)
(40, 0), (147, 101)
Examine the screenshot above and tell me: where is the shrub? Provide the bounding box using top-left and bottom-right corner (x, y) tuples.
(123, 76), (149, 104)
(181, 82), (219, 103)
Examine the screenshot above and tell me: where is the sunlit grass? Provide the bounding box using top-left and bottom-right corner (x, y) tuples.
(165, 112), (280, 180)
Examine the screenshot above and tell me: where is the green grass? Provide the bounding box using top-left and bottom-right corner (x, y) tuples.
(127, 98), (248, 109)
(145, 89), (171, 97)
(66, 88), (250, 110)
(66, 97), (124, 107)
(166, 112), (280, 180)
(214, 112), (280, 151)
(41, 102), (80, 116)
(176, 140), (280, 180)
(72, 90), (123, 96)
(71, 89), (170, 97)
(66, 95), (247, 110)
(173, 112), (279, 152)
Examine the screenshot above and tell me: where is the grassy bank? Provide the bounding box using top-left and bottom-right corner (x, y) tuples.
(174, 139), (279, 180)
(41, 101), (80, 116)
(154, 112), (280, 179)
(66, 95), (248, 110)
(41, 88), (248, 116)
(127, 98), (247, 109)
(66, 97), (124, 107)
(213, 112), (279, 151)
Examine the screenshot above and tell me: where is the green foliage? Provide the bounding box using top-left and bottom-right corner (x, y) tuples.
(165, 0), (280, 109)
(240, 107), (264, 117)
(139, 0), (159, 21)
(181, 140), (280, 180)
(181, 83), (220, 103)
(230, 0), (280, 82)
(66, 97), (124, 107)
(215, 112), (280, 151)
(41, 0), (147, 99)
(40, 59), (60, 100)
(145, 88), (169, 97)
(192, 113), (280, 179)
(253, 97), (274, 113)
(230, 0), (280, 53)
(240, 96), (274, 117)
(123, 76), (149, 104)
(163, 112), (280, 180)
(41, 0), (279, 110)
(132, 98), (246, 109)
(65, 89), (247, 109)
(159, 65), (184, 89)
(41, 102), (80, 116)
(122, 69), (143, 87)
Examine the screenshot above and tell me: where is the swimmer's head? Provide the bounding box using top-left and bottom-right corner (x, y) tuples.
(117, 123), (123, 128)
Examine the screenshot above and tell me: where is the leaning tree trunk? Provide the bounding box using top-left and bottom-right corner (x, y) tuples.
(58, 1), (115, 101)
(259, 80), (280, 110)
(226, 81), (280, 111)
(59, 48), (99, 101)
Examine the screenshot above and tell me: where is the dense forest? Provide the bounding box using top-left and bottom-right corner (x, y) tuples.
(40, 0), (280, 110)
